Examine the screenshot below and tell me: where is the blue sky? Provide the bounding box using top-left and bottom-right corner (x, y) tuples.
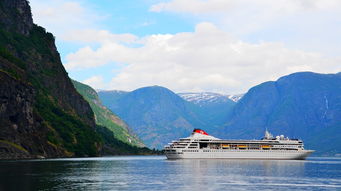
(32, 0), (196, 56)
(30, 0), (341, 94)
(91, 0), (194, 35)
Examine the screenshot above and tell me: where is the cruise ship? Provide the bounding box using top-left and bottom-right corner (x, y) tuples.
(164, 129), (314, 160)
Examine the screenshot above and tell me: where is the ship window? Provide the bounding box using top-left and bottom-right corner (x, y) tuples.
(199, 143), (208, 149)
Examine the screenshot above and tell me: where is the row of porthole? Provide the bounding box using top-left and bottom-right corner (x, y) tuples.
(191, 150), (299, 152)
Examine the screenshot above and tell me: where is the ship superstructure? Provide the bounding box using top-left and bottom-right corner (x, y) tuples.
(164, 129), (314, 160)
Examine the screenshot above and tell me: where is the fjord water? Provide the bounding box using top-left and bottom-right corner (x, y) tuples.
(0, 156), (340, 191)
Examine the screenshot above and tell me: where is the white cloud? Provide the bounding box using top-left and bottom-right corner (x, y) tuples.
(65, 22), (340, 93)
(150, 0), (341, 16)
(150, 0), (341, 57)
(30, 0), (103, 38)
(62, 29), (138, 44)
(29, 0), (340, 93)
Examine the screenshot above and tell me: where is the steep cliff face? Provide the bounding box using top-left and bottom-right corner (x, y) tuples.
(0, 71), (64, 158)
(0, 0), (100, 158)
(0, 0), (95, 127)
(0, 0), (33, 36)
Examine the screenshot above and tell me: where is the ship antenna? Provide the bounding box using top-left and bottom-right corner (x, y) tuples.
(265, 128), (272, 139)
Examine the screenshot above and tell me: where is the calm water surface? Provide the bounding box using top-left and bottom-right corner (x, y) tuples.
(0, 156), (340, 190)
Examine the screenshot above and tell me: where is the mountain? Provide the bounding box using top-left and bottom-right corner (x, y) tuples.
(98, 72), (340, 155)
(216, 72), (341, 156)
(179, 92), (231, 105)
(99, 86), (206, 148)
(178, 92), (236, 127)
(227, 94), (244, 102)
(98, 89), (237, 149)
(72, 80), (144, 147)
(178, 92), (244, 103)
(98, 90), (128, 110)
(0, 0), (102, 158)
(100, 91), (236, 130)
(0, 0), (155, 159)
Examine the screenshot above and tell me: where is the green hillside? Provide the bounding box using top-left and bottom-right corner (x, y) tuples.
(72, 80), (145, 147)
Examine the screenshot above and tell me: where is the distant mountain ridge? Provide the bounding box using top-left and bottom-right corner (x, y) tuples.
(101, 91), (243, 106)
(228, 94), (244, 102)
(178, 92), (236, 129)
(179, 92), (244, 103)
(98, 72), (340, 155)
(98, 87), (237, 149)
(100, 86), (207, 148)
(98, 90), (128, 111)
(179, 92), (232, 105)
(214, 72), (341, 156)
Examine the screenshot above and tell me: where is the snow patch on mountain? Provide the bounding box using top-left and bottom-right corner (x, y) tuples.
(228, 94), (244, 102)
(179, 92), (244, 104)
(178, 92), (229, 105)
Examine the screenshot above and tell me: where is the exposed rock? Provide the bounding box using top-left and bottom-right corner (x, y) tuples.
(0, 0), (33, 36)
(0, 0), (94, 128)
(0, 0), (99, 159)
(0, 71), (64, 159)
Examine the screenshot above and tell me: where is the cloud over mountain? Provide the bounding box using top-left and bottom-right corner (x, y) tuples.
(66, 22), (339, 93)
(30, 0), (341, 94)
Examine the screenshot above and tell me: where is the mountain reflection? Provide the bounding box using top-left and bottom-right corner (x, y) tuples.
(0, 156), (339, 191)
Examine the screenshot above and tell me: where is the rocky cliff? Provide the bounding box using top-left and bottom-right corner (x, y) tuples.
(0, 0), (33, 36)
(0, 0), (100, 159)
(0, 71), (65, 158)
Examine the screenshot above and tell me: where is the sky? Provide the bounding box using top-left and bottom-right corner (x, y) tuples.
(29, 0), (341, 94)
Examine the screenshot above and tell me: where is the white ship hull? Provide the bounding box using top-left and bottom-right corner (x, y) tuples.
(165, 149), (314, 160)
(164, 129), (315, 160)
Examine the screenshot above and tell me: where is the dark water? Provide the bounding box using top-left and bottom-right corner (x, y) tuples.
(0, 156), (340, 191)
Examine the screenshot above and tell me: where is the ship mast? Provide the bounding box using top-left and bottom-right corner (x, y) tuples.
(264, 129), (273, 139)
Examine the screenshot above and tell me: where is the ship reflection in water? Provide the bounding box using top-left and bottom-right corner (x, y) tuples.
(170, 159), (306, 190)
(0, 156), (340, 190)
